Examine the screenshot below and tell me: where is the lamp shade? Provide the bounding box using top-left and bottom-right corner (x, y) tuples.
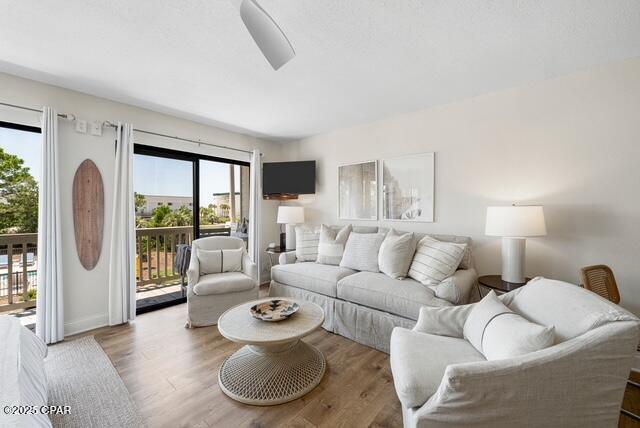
(485, 205), (547, 237)
(277, 206), (305, 224)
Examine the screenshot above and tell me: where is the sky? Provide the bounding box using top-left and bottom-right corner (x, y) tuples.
(0, 127), (41, 182)
(133, 154), (240, 206)
(0, 127), (239, 207)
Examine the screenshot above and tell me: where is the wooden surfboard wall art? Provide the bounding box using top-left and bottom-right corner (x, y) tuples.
(72, 159), (104, 271)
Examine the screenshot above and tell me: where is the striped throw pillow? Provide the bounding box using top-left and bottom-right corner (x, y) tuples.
(408, 236), (467, 285)
(295, 226), (320, 262)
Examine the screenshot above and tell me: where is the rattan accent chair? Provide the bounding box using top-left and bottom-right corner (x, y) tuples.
(580, 264), (620, 304)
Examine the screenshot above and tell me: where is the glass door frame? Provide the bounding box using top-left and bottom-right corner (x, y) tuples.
(133, 144), (249, 314)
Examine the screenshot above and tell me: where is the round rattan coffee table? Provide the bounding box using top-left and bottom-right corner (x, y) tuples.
(217, 298), (325, 405)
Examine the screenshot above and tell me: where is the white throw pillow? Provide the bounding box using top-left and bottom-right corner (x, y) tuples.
(408, 236), (467, 285)
(430, 275), (462, 304)
(197, 248), (243, 275)
(340, 232), (387, 272)
(378, 229), (416, 279)
(295, 226), (320, 262)
(317, 224), (352, 265)
(463, 291), (555, 360)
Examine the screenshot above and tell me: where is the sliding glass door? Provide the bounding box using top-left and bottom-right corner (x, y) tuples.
(133, 149), (194, 313)
(133, 144), (249, 314)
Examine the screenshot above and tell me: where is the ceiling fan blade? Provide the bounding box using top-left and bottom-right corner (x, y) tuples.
(238, 0), (295, 70)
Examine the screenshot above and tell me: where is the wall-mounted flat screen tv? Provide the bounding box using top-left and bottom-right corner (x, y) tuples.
(263, 161), (316, 196)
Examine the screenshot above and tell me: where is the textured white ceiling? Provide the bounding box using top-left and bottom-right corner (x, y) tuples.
(1, 0), (640, 140)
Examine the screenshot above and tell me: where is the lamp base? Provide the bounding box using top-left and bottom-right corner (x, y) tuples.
(501, 237), (526, 284)
(279, 232), (286, 250)
(285, 224), (296, 250)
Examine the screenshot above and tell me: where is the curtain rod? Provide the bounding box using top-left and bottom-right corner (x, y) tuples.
(0, 101), (76, 121)
(103, 121), (258, 156)
(0, 100), (260, 156)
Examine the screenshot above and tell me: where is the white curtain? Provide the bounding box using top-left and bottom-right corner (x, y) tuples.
(36, 107), (64, 344)
(248, 149), (262, 283)
(108, 123), (136, 325)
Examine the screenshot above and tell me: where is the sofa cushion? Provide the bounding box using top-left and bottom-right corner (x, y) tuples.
(317, 224), (352, 265)
(408, 236), (467, 285)
(197, 248), (243, 275)
(464, 291), (555, 360)
(508, 277), (638, 343)
(193, 272), (255, 296)
(295, 226), (319, 262)
(427, 276), (463, 304)
(271, 262), (357, 297)
(378, 229), (416, 279)
(337, 272), (451, 320)
(390, 328), (485, 408)
(340, 232), (386, 272)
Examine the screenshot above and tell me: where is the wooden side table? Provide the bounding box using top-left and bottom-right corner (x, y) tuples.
(477, 275), (530, 298)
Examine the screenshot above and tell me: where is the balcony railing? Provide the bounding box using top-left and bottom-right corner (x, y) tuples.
(135, 225), (230, 286)
(0, 233), (38, 313)
(0, 225), (231, 313)
(135, 226), (193, 286)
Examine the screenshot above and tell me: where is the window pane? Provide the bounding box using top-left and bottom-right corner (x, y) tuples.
(199, 160), (249, 240)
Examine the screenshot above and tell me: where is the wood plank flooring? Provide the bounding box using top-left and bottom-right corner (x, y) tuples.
(88, 303), (403, 428)
(77, 298), (639, 428)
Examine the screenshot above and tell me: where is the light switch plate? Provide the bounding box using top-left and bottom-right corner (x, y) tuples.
(75, 119), (87, 133)
(90, 121), (103, 136)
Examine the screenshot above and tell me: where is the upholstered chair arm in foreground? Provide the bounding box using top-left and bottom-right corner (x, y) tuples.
(242, 253), (258, 283)
(411, 321), (640, 428)
(278, 251), (297, 265)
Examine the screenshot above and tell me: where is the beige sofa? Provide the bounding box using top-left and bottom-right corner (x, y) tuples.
(390, 277), (640, 427)
(268, 226), (478, 353)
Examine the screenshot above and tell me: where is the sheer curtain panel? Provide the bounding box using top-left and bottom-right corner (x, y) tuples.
(108, 123), (136, 325)
(36, 107), (64, 344)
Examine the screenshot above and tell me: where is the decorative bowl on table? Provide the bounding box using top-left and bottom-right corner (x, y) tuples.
(250, 299), (300, 322)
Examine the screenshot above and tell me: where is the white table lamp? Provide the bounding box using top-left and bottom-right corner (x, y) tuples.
(485, 205), (547, 284)
(277, 206), (305, 250)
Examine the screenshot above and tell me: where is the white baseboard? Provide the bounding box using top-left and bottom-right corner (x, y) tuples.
(64, 313), (109, 337)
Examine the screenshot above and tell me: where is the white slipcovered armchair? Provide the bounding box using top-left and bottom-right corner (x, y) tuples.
(186, 236), (258, 327)
(390, 277), (640, 428)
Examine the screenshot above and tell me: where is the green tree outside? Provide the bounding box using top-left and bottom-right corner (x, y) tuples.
(134, 192), (146, 212)
(0, 147), (38, 234)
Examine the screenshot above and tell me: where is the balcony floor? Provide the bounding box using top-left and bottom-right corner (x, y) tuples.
(5, 281), (186, 330)
(136, 282), (185, 311)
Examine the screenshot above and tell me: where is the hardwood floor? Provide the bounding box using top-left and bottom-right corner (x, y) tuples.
(77, 301), (639, 428)
(88, 303), (403, 428)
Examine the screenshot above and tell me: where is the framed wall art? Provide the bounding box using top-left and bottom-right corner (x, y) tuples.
(382, 152), (434, 222)
(338, 160), (378, 220)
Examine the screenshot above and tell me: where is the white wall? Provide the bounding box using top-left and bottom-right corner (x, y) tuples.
(0, 73), (282, 335)
(288, 58), (640, 315)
